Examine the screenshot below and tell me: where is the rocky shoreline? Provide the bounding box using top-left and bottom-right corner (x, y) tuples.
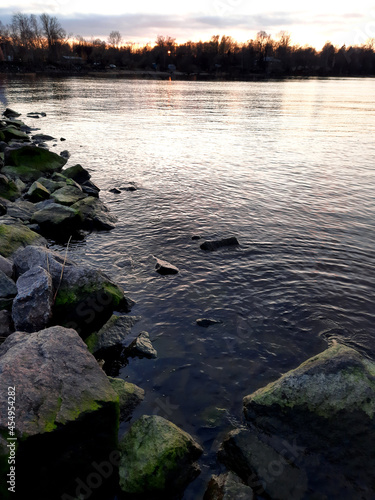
(1, 107), (375, 499)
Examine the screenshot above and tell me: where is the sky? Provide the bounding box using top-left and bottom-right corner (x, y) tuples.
(1, 0), (375, 49)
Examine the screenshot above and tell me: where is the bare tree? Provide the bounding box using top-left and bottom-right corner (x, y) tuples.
(108, 31), (122, 48)
(40, 13), (66, 50)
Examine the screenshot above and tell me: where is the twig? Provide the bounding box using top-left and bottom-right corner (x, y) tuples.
(53, 235), (72, 303)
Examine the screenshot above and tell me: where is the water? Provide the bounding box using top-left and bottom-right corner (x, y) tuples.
(2, 75), (375, 498)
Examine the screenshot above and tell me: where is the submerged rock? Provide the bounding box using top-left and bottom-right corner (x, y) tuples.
(127, 331), (157, 359)
(108, 377), (144, 421)
(204, 471), (254, 500)
(12, 266), (53, 333)
(155, 257), (179, 275)
(200, 237), (239, 251)
(196, 318), (223, 327)
(85, 314), (141, 353)
(0, 222), (46, 258)
(119, 415), (203, 496)
(0, 326), (119, 499)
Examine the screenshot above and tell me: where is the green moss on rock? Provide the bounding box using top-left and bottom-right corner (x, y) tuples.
(4, 145), (67, 173)
(0, 223), (46, 257)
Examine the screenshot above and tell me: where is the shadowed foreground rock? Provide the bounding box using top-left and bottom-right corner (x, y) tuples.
(119, 415), (203, 497)
(204, 471), (254, 500)
(0, 326), (119, 500)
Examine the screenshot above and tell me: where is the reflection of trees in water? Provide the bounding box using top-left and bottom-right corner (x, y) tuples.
(0, 75), (7, 106)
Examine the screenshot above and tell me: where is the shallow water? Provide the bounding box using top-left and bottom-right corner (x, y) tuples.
(3, 75), (375, 498)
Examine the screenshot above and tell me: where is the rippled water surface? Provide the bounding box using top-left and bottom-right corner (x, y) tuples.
(3, 76), (375, 498)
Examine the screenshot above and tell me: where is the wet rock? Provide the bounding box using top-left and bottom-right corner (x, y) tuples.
(0, 270), (17, 299)
(60, 149), (70, 159)
(31, 133), (55, 142)
(200, 237), (239, 251)
(31, 203), (82, 235)
(62, 163), (91, 184)
(119, 183), (137, 192)
(204, 471), (254, 500)
(60, 137), (66, 141)
(119, 415), (203, 496)
(81, 179), (100, 197)
(12, 266), (53, 333)
(109, 187), (121, 194)
(71, 196), (117, 231)
(85, 315), (141, 354)
(108, 377), (144, 421)
(0, 255), (13, 278)
(3, 108), (21, 118)
(26, 181), (51, 202)
(0, 173), (20, 201)
(0, 200), (6, 216)
(0, 310), (13, 337)
(0, 222), (46, 258)
(127, 331), (157, 359)
(36, 176), (66, 193)
(0, 126), (29, 142)
(0, 326), (119, 499)
(5, 199), (36, 222)
(26, 111), (46, 118)
(192, 235), (201, 240)
(196, 318), (223, 327)
(155, 257), (179, 275)
(51, 185), (87, 206)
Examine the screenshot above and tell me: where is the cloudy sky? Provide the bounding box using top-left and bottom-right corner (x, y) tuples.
(1, 0), (375, 48)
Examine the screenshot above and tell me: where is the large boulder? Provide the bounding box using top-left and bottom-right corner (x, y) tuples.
(108, 377), (144, 422)
(4, 199), (36, 222)
(0, 326), (119, 499)
(85, 314), (140, 354)
(0, 223), (46, 258)
(71, 196), (117, 231)
(119, 415), (203, 496)
(62, 163), (91, 183)
(4, 145), (67, 173)
(12, 266), (53, 332)
(31, 203), (82, 235)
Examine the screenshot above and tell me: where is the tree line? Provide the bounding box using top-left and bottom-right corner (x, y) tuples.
(1, 13), (375, 77)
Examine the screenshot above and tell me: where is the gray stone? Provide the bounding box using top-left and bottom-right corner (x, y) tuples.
(128, 331), (157, 359)
(109, 188), (121, 194)
(3, 108), (21, 118)
(108, 377), (144, 421)
(26, 181), (51, 202)
(0, 310), (13, 337)
(71, 196), (117, 231)
(51, 185), (87, 206)
(204, 472), (254, 500)
(31, 134), (55, 142)
(60, 149), (70, 159)
(0, 255), (13, 278)
(0, 270), (17, 298)
(155, 257), (179, 275)
(119, 415), (203, 496)
(6, 199), (36, 221)
(62, 164), (91, 184)
(200, 237), (239, 251)
(36, 177), (66, 193)
(12, 266), (53, 332)
(119, 183), (137, 192)
(85, 315), (141, 353)
(31, 203), (82, 234)
(196, 318), (223, 327)
(0, 222), (46, 258)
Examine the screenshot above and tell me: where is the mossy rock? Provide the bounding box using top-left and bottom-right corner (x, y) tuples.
(62, 163), (91, 183)
(85, 315), (140, 353)
(0, 126), (29, 142)
(1, 165), (50, 183)
(4, 145), (67, 173)
(119, 415), (203, 495)
(51, 185), (87, 206)
(0, 174), (20, 201)
(27, 181), (51, 202)
(0, 223), (46, 257)
(108, 377), (144, 421)
(31, 203), (83, 235)
(36, 177), (66, 193)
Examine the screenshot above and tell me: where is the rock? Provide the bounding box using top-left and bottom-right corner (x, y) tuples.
(0, 126), (30, 142)
(108, 377), (144, 421)
(4, 145), (67, 175)
(35, 176), (66, 193)
(60, 137), (66, 141)
(12, 266), (53, 333)
(26, 111), (46, 118)
(155, 257), (179, 275)
(119, 183), (137, 192)
(53, 265), (127, 336)
(0, 173), (20, 200)
(0, 255), (13, 277)
(62, 163), (91, 184)
(26, 180), (51, 202)
(0, 270), (17, 299)
(0, 222), (46, 258)
(51, 185), (87, 205)
(81, 179), (100, 197)
(5, 199), (36, 221)
(85, 315), (141, 354)
(71, 196), (117, 231)
(60, 149), (70, 159)
(31, 203), (82, 235)
(200, 237), (239, 251)
(119, 415), (203, 496)
(0, 326), (119, 499)
(31, 133), (55, 142)
(192, 235), (201, 240)
(0, 200), (6, 215)
(3, 108), (21, 118)
(109, 187), (121, 194)
(196, 318), (223, 327)
(127, 331), (157, 359)
(0, 310), (13, 337)
(204, 472), (254, 500)
(65, 177), (83, 190)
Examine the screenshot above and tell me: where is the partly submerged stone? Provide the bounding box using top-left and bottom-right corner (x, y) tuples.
(204, 471), (254, 500)
(62, 163), (91, 184)
(127, 331), (157, 359)
(4, 145), (67, 174)
(0, 326), (119, 499)
(31, 203), (82, 235)
(200, 237), (239, 251)
(196, 318), (223, 327)
(12, 266), (53, 333)
(119, 415), (203, 496)
(85, 315), (141, 354)
(71, 196), (117, 231)
(0, 223), (46, 258)
(108, 377), (144, 422)
(3, 108), (21, 118)
(26, 180), (51, 202)
(52, 185), (87, 205)
(155, 257), (179, 275)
